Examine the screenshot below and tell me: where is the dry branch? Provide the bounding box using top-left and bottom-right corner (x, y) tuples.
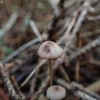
(0, 12), (18, 38)
(2, 38), (39, 64)
(69, 36), (100, 61)
(0, 62), (25, 100)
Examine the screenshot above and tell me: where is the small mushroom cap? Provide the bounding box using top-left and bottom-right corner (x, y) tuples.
(38, 41), (64, 60)
(46, 85), (66, 100)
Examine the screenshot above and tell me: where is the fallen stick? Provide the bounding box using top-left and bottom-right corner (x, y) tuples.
(2, 38), (40, 64)
(0, 62), (24, 100)
(87, 79), (100, 93)
(0, 12), (18, 38)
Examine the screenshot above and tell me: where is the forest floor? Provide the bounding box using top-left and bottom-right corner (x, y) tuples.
(0, 0), (100, 100)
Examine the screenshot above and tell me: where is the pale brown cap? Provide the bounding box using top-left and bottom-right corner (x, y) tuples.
(46, 85), (66, 100)
(38, 41), (64, 60)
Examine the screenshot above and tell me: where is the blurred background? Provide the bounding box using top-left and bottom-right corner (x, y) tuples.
(0, 0), (100, 100)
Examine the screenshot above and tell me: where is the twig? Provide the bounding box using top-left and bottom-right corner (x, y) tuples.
(75, 62), (80, 82)
(71, 82), (100, 100)
(75, 34), (82, 82)
(30, 77), (37, 94)
(89, 59), (100, 66)
(87, 79), (100, 93)
(2, 38), (40, 64)
(30, 76), (50, 100)
(30, 20), (42, 41)
(0, 62), (22, 100)
(56, 79), (100, 100)
(57, 14), (77, 44)
(11, 76), (26, 100)
(60, 66), (71, 83)
(0, 12), (18, 38)
(69, 36), (100, 61)
(87, 15), (100, 21)
(81, 29), (100, 38)
(72, 0), (94, 36)
(56, 78), (72, 89)
(21, 59), (47, 87)
(57, 18), (71, 35)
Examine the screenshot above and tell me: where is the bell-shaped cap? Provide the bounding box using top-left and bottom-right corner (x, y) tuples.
(38, 41), (64, 60)
(46, 85), (66, 100)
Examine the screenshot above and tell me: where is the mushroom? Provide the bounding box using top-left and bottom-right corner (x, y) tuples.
(38, 41), (64, 85)
(46, 85), (66, 100)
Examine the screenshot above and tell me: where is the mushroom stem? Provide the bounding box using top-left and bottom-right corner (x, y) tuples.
(48, 59), (53, 86)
